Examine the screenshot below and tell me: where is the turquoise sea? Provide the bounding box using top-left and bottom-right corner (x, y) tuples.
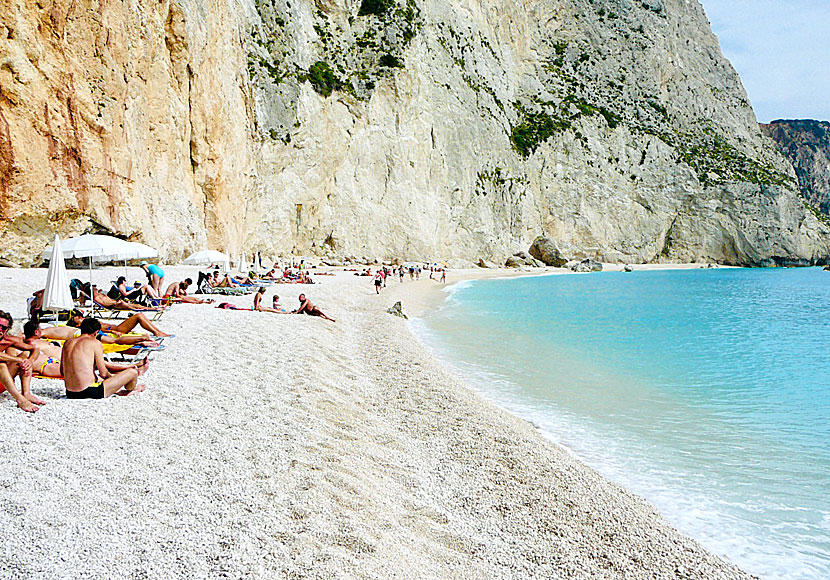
(414, 267), (830, 579)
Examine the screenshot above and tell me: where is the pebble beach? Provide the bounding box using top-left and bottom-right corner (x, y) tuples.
(0, 264), (753, 579)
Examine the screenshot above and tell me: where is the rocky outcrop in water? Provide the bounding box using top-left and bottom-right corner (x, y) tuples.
(761, 120), (830, 219)
(1, 0), (829, 266)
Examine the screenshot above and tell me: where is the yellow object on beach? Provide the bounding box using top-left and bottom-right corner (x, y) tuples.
(102, 343), (133, 354)
(46, 335), (137, 353)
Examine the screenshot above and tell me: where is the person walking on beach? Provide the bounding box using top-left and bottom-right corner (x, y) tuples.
(374, 271), (383, 294)
(440, 269), (446, 284)
(399, 266), (405, 283)
(294, 294), (335, 322)
(140, 261), (165, 296)
(0, 310), (42, 412)
(62, 318), (148, 399)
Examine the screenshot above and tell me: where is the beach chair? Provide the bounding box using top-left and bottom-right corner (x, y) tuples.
(104, 343), (165, 363)
(91, 300), (168, 321)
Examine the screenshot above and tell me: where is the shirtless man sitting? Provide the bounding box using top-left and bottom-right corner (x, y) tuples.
(21, 320), (143, 380)
(0, 310), (43, 412)
(62, 318), (148, 399)
(293, 294), (335, 322)
(164, 279), (212, 304)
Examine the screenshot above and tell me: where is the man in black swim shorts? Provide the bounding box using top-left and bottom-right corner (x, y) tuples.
(61, 318), (150, 398)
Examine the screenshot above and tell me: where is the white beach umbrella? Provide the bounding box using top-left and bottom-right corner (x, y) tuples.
(184, 250), (231, 273)
(43, 234), (156, 285)
(121, 241), (158, 277)
(183, 249), (229, 264)
(125, 242), (158, 260)
(42, 234), (139, 260)
(42, 235), (74, 312)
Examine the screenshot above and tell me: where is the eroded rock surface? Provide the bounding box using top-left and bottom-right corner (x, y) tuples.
(762, 120), (830, 218)
(1, 0), (829, 266)
(529, 236), (566, 267)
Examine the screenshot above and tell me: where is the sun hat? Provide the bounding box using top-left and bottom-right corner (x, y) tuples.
(139, 260), (148, 266)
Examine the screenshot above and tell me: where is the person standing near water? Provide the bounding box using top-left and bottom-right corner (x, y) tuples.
(440, 269), (446, 284)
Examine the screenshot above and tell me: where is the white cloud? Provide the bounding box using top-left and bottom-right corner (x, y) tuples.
(700, 0), (830, 122)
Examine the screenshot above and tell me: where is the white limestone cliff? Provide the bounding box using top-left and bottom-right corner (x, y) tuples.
(1, 0), (828, 266)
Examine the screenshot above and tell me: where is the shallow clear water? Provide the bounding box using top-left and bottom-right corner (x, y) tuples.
(415, 267), (830, 579)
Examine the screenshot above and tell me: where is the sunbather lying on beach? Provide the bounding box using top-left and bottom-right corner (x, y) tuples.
(36, 311), (165, 346)
(40, 323), (159, 347)
(66, 309), (169, 337)
(293, 294), (335, 322)
(253, 287), (288, 313)
(0, 310), (44, 411)
(62, 318), (148, 399)
(164, 279), (213, 304)
(80, 285), (162, 311)
(210, 271), (239, 288)
(230, 274), (257, 285)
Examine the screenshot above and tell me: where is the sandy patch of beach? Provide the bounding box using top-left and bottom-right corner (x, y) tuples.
(0, 264), (751, 579)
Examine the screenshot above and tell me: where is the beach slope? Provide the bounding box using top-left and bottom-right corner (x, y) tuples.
(0, 267), (751, 579)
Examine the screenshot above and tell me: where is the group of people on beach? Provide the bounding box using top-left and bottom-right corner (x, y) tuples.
(0, 309), (158, 412)
(2, 258), (338, 412)
(217, 289), (335, 322)
(370, 264), (447, 293)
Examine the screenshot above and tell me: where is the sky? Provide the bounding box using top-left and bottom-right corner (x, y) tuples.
(699, 0), (830, 123)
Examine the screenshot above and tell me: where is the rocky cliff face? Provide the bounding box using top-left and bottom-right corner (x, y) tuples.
(2, 0), (829, 266)
(761, 120), (830, 219)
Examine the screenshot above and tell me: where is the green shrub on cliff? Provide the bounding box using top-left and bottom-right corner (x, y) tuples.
(511, 108), (570, 157)
(378, 53), (404, 68)
(307, 61), (339, 97)
(358, 0), (394, 17)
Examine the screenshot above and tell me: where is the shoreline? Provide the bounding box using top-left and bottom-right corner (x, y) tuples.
(0, 264), (753, 579)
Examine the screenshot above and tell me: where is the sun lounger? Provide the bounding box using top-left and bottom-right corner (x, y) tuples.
(92, 300), (168, 321)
